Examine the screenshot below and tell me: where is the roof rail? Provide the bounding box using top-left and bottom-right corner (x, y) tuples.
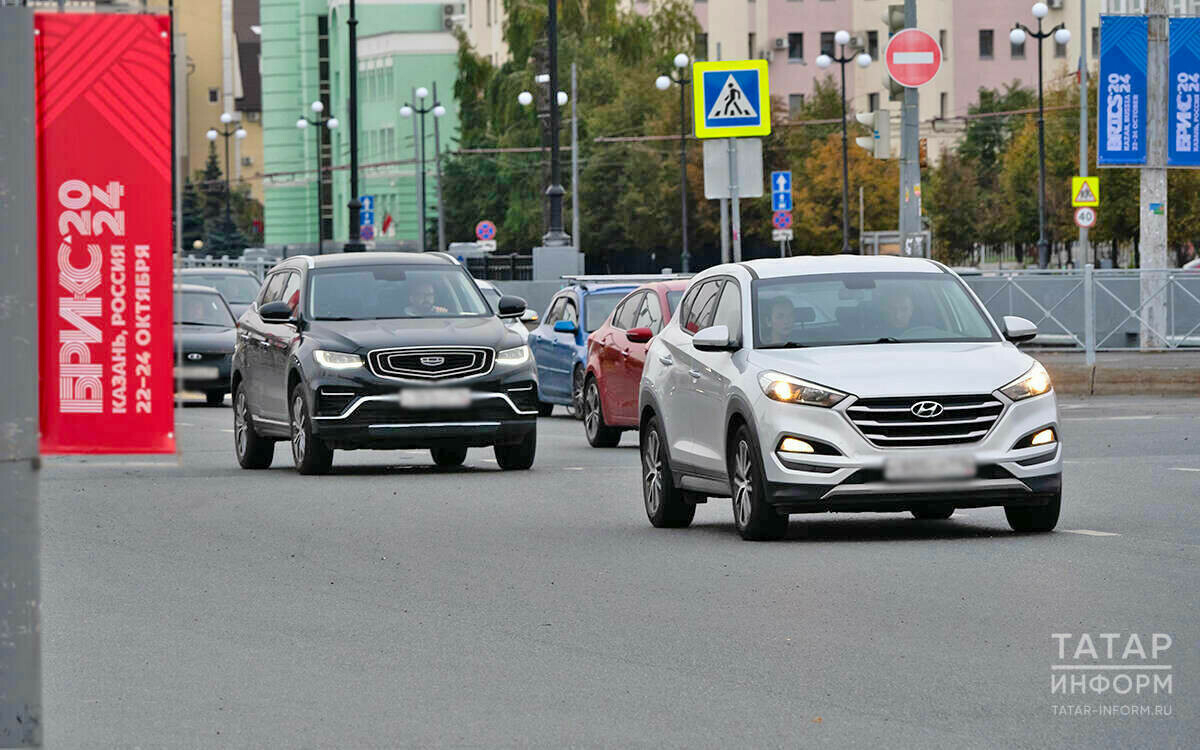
(428, 251), (460, 265)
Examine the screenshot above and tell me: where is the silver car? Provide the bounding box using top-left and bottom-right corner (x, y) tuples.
(639, 255), (1061, 541)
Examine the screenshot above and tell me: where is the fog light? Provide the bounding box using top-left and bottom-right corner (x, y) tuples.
(778, 437), (815, 454)
(1031, 428), (1056, 446)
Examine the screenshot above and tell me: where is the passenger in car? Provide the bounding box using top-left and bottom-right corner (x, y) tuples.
(761, 297), (796, 346)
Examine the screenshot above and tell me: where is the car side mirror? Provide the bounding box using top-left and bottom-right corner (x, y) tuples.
(693, 324), (738, 352)
(1002, 315), (1037, 343)
(260, 300), (295, 323)
(554, 320), (578, 334)
(497, 295), (527, 318)
(626, 327), (653, 344)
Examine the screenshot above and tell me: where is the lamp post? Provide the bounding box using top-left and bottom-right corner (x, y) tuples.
(400, 87), (446, 253)
(816, 33), (872, 254)
(518, 81), (570, 245)
(656, 52), (692, 273)
(1011, 2), (1070, 269)
(205, 111), (247, 254)
(296, 101), (339, 255)
(345, 0), (365, 252)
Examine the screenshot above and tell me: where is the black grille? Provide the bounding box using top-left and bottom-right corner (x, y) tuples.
(347, 399), (519, 428)
(368, 347), (493, 380)
(316, 389), (357, 417)
(506, 382), (539, 412)
(846, 394), (1004, 447)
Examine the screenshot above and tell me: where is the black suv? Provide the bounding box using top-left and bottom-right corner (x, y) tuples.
(231, 253), (538, 474)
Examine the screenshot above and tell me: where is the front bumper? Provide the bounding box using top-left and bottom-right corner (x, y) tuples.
(174, 354), (232, 393)
(306, 365), (538, 450)
(751, 388), (1062, 514)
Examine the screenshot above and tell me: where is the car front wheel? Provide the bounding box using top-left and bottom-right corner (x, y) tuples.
(1005, 490), (1061, 532)
(640, 415), (695, 528)
(911, 505), (955, 520)
(494, 428), (536, 470)
(729, 425), (788, 541)
(583, 377), (621, 448)
(233, 385), (273, 469)
(431, 445), (468, 467)
(290, 386), (334, 475)
(568, 366), (585, 420)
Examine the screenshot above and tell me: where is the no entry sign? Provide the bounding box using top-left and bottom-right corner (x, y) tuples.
(885, 29), (942, 88)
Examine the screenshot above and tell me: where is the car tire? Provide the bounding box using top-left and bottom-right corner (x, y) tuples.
(640, 415), (696, 528)
(911, 505), (955, 520)
(1005, 490), (1061, 532)
(233, 385), (273, 470)
(494, 428), (536, 470)
(290, 386), (333, 475)
(568, 366), (586, 420)
(206, 391), (225, 406)
(537, 400), (555, 417)
(729, 424), (788, 541)
(583, 377), (621, 448)
(431, 445), (468, 467)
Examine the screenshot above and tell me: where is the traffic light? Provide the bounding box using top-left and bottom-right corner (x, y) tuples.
(919, 137), (928, 168)
(854, 110), (891, 159)
(885, 4), (905, 36)
(886, 74), (905, 102)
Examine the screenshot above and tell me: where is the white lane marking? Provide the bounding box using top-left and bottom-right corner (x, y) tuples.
(49, 461), (178, 469)
(482, 458), (497, 464)
(1063, 415), (1155, 422)
(177, 422), (194, 427)
(893, 51), (934, 64)
(220, 429), (234, 433)
(1062, 529), (1121, 537)
(1170, 467), (1200, 473)
(564, 467), (585, 471)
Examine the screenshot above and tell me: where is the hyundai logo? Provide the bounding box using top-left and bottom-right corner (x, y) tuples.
(420, 356), (445, 367)
(911, 400), (944, 419)
(186, 352), (202, 361)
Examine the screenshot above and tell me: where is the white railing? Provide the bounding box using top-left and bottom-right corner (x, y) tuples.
(176, 255), (279, 280)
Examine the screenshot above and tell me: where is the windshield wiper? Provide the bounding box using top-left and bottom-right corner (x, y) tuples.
(313, 316), (358, 321)
(179, 321), (229, 327)
(871, 337), (902, 344)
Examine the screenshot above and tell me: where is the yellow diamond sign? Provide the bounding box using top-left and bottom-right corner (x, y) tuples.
(1072, 176), (1099, 207)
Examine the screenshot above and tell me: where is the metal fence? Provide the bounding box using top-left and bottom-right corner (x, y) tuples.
(961, 266), (1200, 357)
(177, 255), (280, 280)
(464, 254), (533, 281)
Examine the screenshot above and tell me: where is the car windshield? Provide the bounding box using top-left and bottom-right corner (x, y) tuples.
(584, 292), (628, 333)
(666, 290), (684, 316)
(308, 264), (491, 320)
(176, 291), (235, 327)
(181, 274), (261, 303)
(753, 272), (998, 349)
(478, 285), (502, 310)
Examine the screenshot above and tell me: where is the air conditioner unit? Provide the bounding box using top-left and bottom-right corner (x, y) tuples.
(850, 34), (865, 50)
(774, 37), (786, 50)
(760, 49), (773, 62)
(444, 14), (466, 30)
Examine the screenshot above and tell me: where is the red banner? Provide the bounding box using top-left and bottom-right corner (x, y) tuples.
(36, 14), (175, 454)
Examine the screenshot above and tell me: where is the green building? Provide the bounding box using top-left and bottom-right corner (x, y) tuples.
(261, 0), (461, 252)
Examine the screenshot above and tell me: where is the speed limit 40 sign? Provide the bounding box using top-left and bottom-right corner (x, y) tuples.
(1074, 206), (1097, 229)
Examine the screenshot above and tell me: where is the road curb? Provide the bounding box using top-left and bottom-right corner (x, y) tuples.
(1036, 352), (1200, 396)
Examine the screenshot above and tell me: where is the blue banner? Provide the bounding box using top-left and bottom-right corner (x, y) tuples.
(1169, 17), (1200, 167)
(1098, 15), (1148, 166)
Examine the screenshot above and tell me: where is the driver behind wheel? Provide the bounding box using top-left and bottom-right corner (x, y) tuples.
(878, 286), (915, 336)
(404, 281), (449, 316)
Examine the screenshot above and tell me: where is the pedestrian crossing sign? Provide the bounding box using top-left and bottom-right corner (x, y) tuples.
(1072, 176), (1099, 207)
(693, 60), (771, 139)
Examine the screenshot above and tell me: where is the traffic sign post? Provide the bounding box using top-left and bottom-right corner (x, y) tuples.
(1072, 176), (1099, 207)
(359, 194), (375, 244)
(772, 211), (792, 230)
(884, 29), (943, 88)
(475, 220), (497, 242)
(771, 170), (792, 211)
(1074, 206), (1097, 229)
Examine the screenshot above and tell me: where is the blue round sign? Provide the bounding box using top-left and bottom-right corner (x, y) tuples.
(360, 224), (374, 241)
(475, 220), (496, 241)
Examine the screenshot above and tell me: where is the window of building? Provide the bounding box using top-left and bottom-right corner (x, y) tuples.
(1092, 26), (1100, 56)
(788, 32), (804, 61)
(1011, 36), (1025, 60)
(1055, 38), (1068, 58)
(940, 92), (948, 118)
(821, 31), (835, 57)
(867, 30), (879, 60)
(1106, 0), (1145, 12)
(979, 29), (994, 60)
(867, 92), (879, 112)
(939, 29), (947, 58)
(208, 87), (219, 103)
(748, 32), (756, 58)
(695, 33), (708, 62)
(788, 93), (805, 117)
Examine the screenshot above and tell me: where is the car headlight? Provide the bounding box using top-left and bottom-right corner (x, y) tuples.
(314, 350), (363, 370)
(497, 345), (531, 366)
(999, 362), (1052, 401)
(758, 371), (847, 408)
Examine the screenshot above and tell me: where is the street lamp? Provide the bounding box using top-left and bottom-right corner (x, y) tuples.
(296, 100), (339, 254)
(816, 31), (872, 254)
(205, 112), (247, 255)
(400, 87), (446, 253)
(655, 52), (692, 272)
(1011, 2), (1070, 268)
(345, 0), (365, 252)
(518, 79), (571, 246)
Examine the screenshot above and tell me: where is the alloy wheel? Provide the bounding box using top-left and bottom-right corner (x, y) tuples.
(234, 391), (249, 458)
(584, 382), (601, 439)
(643, 428), (663, 516)
(291, 395), (306, 464)
(733, 439), (754, 529)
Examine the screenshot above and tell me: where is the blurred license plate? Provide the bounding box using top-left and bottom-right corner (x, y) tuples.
(885, 453), (975, 482)
(175, 366), (219, 380)
(399, 388), (471, 410)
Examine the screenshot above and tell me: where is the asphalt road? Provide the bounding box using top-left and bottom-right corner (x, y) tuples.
(39, 396), (1199, 748)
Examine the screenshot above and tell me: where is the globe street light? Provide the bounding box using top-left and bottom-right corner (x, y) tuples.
(817, 32), (872, 254)
(400, 86), (446, 252)
(205, 113), (248, 254)
(518, 76), (572, 248)
(654, 51), (693, 272)
(297, 100), (339, 254)
(1013, 2), (1070, 268)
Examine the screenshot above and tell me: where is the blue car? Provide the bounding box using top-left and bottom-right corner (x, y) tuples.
(528, 280), (636, 416)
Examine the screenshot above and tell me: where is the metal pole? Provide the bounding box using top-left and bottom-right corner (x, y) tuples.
(728, 138), (742, 262)
(410, 86), (420, 249)
(1079, 0), (1090, 266)
(859, 184), (865, 250)
(1141, 0), (1168, 348)
(315, 122), (323, 254)
(223, 129), (232, 253)
(1084, 263), (1096, 365)
(433, 83), (446, 254)
(571, 63), (581, 258)
(0, 7), (41, 743)
(345, 0), (365, 252)
(543, 0), (570, 246)
(679, 70), (690, 272)
(417, 105), (427, 252)
(838, 54), (851, 254)
(1036, 17), (1049, 269)
(899, 0), (920, 257)
(717, 43), (729, 265)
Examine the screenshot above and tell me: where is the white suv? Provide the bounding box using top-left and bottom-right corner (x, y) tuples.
(638, 256), (1061, 541)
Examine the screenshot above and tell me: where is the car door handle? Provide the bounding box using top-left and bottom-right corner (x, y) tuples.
(621, 348), (630, 357)
(689, 369), (701, 379)
(658, 354), (673, 366)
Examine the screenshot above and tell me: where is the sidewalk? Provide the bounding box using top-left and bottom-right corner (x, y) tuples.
(1035, 350), (1200, 396)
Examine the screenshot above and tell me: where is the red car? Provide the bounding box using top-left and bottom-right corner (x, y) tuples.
(582, 280), (689, 446)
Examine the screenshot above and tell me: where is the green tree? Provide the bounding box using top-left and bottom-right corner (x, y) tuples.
(180, 177), (206, 253)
